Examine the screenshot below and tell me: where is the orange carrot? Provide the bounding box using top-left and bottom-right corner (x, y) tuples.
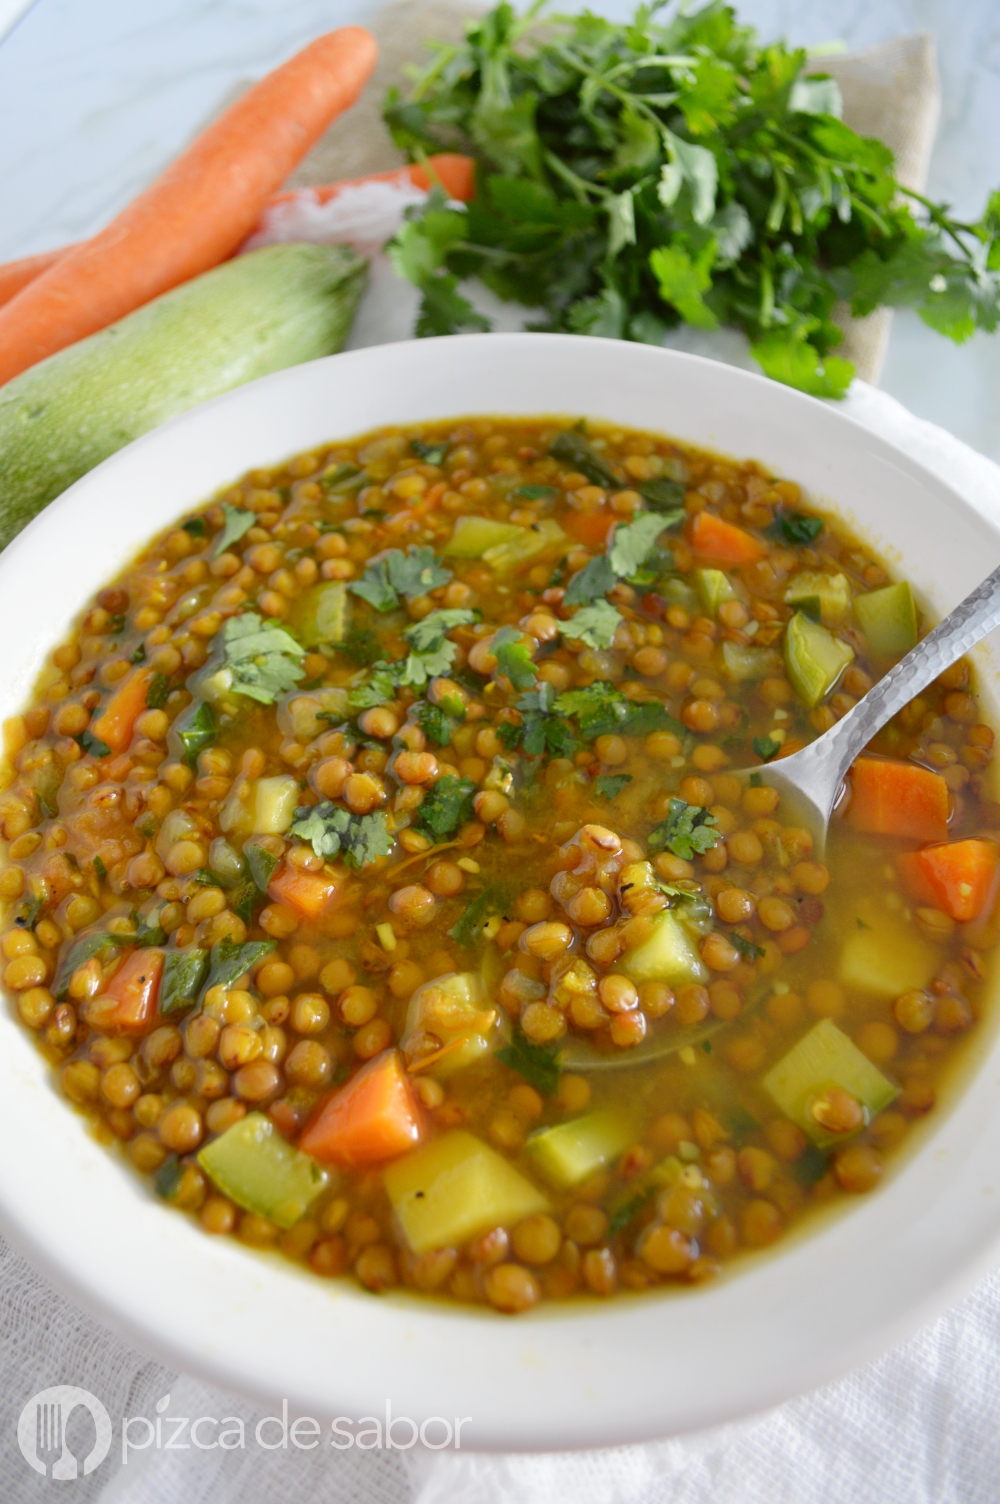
(565, 509), (615, 550)
(897, 839), (999, 921)
(0, 246), (79, 310)
(300, 1049), (425, 1167)
(90, 667), (156, 753)
(267, 860), (344, 920)
(846, 757), (949, 843)
(687, 509), (766, 565)
(0, 154), (475, 312)
(104, 949), (164, 1032)
(0, 26), (378, 384)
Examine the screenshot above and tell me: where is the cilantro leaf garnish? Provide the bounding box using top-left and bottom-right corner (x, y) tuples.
(349, 558), (398, 614)
(415, 775), (477, 839)
(608, 512), (666, 581)
(411, 438), (449, 465)
(594, 773), (632, 800)
(220, 613), (305, 704)
(416, 699), (459, 746)
(76, 730), (111, 759)
(730, 932), (765, 961)
(548, 431), (620, 489)
(449, 886), (503, 948)
(779, 512), (825, 546)
(648, 798), (720, 860)
(491, 625), (538, 689)
(339, 626), (381, 666)
(213, 503), (255, 559)
(496, 1028), (561, 1095)
(290, 804), (394, 868)
(204, 938), (275, 996)
(182, 517), (207, 538)
(563, 554), (617, 605)
(348, 664), (402, 710)
(516, 484), (559, 501)
(753, 735), (781, 762)
(350, 546), (452, 613)
(554, 682), (629, 740)
(638, 477), (686, 513)
(561, 599), (623, 650)
(404, 608), (476, 653)
(145, 672), (171, 710)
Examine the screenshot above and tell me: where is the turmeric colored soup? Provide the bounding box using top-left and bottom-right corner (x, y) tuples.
(2, 416), (997, 1313)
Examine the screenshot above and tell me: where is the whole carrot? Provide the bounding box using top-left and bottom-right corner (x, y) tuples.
(0, 26), (377, 384)
(0, 154), (476, 310)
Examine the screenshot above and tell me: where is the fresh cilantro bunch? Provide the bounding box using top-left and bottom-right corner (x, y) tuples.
(290, 804), (394, 868)
(385, 0), (1000, 396)
(648, 797), (720, 859)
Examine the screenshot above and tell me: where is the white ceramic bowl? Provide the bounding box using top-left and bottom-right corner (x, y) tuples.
(2, 333), (1000, 1452)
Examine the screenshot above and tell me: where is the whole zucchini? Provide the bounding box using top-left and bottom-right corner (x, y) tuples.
(0, 242), (367, 549)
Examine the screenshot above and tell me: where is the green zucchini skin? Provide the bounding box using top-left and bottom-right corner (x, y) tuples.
(0, 243), (367, 549)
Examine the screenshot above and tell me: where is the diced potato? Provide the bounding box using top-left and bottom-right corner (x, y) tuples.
(443, 516), (526, 558)
(839, 915), (937, 999)
(384, 1131), (548, 1253)
(621, 910), (707, 986)
(526, 1110), (633, 1188)
(763, 1019), (899, 1147)
(402, 972), (499, 1077)
(252, 775), (301, 835)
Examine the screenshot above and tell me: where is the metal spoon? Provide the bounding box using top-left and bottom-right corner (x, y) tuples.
(561, 559), (1000, 1072)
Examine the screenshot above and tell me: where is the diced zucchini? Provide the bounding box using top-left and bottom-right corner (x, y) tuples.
(443, 516), (526, 558)
(854, 581), (918, 658)
(784, 611), (855, 708)
(719, 639), (778, 681)
(383, 1131), (548, 1253)
(659, 577), (699, 612)
(839, 915), (937, 999)
(763, 1018), (899, 1147)
(295, 581), (349, 648)
(526, 1109), (633, 1188)
(482, 518), (569, 574)
(252, 775), (300, 836)
(621, 910), (708, 986)
(402, 971), (498, 1077)
(198, 1112), (328, 1227)
(694, 568), (738, 618)
(785, 571), (852, 625)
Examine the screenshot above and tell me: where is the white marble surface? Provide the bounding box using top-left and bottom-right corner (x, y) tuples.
(1, 0), (999, 461)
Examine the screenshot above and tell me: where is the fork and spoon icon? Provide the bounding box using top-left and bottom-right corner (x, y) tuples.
(35, 1401), (81, 1481)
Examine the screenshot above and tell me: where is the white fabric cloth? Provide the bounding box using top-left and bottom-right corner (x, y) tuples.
(4, 281), (1000, 1500)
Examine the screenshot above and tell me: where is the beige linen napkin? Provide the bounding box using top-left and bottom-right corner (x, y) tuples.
(285, 3), (941, 385)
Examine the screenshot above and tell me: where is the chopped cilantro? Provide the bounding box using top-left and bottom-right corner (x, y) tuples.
(182, 517), (207, 537)
(415, 775), (477, 839)
(129, 643), (146, 664)
(638, 477), (686, 514)
(491, 625), (538, 689)
(779, 512), (824, 546)
(404, 609), (476, 653)
(608, 512), (665, 581)
(53, 929), (122, 999)
(416, 699), (458, 746)
(145, 672), (171, 710)
(594, 773), (632, 800)
(93, 856), (107, 882)
(449, 887), (502, 948)
(232, 879), (264, 926)
(730, 932), (765, 961)
(203, 938), (275, 996)
(350, 557), (398, 613)
(220, 613), (305, 704)
(348, 664), (400, 710)
(175, 701), (216, 766)
(749, 772), (763, 788)
(554, 682), (628, 740)
(563, 554), (616, 605)
(213, 503), (255, 559)
(561, 599), (623, 650)
(792, 1143), (829, 1186)
(290, 804), (393, 868)
(411, 438), (449, 465)
(496, 1028), (561, 1095)
(648, 798), (720, 860)
(608, 1187), (656, 1236)
(338, 626), (381, 666)
(549, 431), (620, 490)
(77, 730), (111, 759)
(155, 1156), (185, 1201)
(516, 484), (559, 501)
(160, 949), (209, 1016)
(753, 735), (781, 763)
(350, 545), (452, 613)
(621, 701), (686, 739)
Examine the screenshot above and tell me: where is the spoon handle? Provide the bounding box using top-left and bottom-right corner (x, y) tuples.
(825, 560), (1000, 789)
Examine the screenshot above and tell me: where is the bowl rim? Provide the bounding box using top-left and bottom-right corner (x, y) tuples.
(2, 332), (1000, 1453)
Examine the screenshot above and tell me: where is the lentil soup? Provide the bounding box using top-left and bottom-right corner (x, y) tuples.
(1, 416), (996, 1314)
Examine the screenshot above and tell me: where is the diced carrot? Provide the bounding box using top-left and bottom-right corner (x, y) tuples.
(846, 757), (949, 843)
(90, 667), (156, 753)
(565, 510), (615, 549)
(300, 1049), (425, 1167)
(104, 948), (164, 1032)
(687, 509), (766, 565)
(267, 861), (344, 920)
(897, 839), (999, 922)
